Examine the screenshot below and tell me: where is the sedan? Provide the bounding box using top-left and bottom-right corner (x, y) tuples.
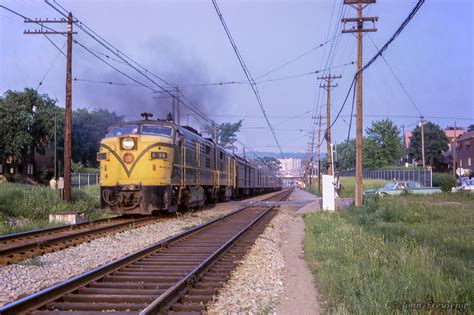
(452, 178), (474, 193)
(364, 181), (442, 196)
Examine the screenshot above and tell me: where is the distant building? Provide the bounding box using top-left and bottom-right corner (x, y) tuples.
(455, 131), (474, 173)
(404, 129), (466, 150)
(278, 158), (302, 177)
(404, 128), (467, 170)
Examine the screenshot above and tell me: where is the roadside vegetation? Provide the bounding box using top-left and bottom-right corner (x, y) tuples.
(304, 188), (473, 313)
(0, 183), (104, 235)
(306, 177), (386, 198)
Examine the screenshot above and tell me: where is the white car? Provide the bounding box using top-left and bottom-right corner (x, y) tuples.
(452, 178), (474, 193)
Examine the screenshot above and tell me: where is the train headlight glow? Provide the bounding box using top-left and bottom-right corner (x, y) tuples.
(121, 137), (136, 150)
(123, 152), (134, 164)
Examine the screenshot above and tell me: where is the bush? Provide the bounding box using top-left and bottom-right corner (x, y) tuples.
(432, 173), (457, 192)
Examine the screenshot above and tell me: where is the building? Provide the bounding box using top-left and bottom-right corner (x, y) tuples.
(278, 158), (302, 177)
(455, 131), (474, 173)
(404, 129), (466, 150)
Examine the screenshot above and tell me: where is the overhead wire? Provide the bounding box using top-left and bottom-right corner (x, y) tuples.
(255, 36), (336, 80)
(367, 33), (423, 116)
(46, 0), (212, 126)
(73, 61), (355, 90)
(211, 0), (286, 162)
(36, 40), (67, 90)
(323, 0), (427, 138)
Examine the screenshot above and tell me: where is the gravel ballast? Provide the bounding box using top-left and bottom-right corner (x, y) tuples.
(207, 209), (292, 314)
(0, 203), (243, 306)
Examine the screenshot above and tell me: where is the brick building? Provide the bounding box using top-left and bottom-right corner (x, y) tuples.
(455, 131), (474, 172)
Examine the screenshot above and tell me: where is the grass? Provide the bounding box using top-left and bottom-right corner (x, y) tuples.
(304, 192), (473, 314)
(306, 177), (387, 198)
(0, 183), (104, 235)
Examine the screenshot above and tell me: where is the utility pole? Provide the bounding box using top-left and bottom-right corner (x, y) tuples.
(171, 92), (176, 121)
(213, 122), (218, 144)
(25, 13), (77, 203)
(420, 116), (425, 168)
(452, 121), (457, 177)
(309, 128), (315, 190)
(54, 110), (57, 180)
(402, 123), (406, 165)
(317, 114), (322, 192)
(175, 86), (181, 125)
(342, 0), (377, 207)
(318, 73), (341, 176)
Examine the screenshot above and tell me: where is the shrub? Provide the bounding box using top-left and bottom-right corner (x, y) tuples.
(432, 173), (457, 192)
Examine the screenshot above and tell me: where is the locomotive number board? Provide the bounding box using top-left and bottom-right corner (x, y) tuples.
(151, 152), (168, 159)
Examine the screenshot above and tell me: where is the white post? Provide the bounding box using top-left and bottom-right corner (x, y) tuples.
(322, 174), (335, 211)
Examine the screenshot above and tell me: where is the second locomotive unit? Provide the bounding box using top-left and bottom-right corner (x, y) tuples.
(97, 114), (282, 215)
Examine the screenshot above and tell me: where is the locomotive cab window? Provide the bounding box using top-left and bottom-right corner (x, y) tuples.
(141, 124), (174, 137)
(107, 124), (139, 137)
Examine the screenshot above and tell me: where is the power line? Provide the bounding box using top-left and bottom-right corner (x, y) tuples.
(367, 33), (423, 116)
(211, 0), (286, 162)
(46, 0), (212, 126)
(36, 40), (66, 90)
(255, 37), (336, 80)
(73, 61), (355, 90)
(42, 34), (66, 56)
(360, 0), (426, 74)
(324, 0), (426, 136)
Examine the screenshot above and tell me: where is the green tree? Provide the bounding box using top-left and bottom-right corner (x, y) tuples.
(0, 88), (57, 165)
(72, 108), (123, 167)
(467, 124), (474, 132)
(364, 119), (403, 168)
(336, 139), (356, 171)
(257, 156), (281, 172)
(205, 120), (243, 149)
(408, 121), (449, 166)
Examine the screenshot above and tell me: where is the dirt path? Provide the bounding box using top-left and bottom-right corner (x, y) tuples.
(276, 189), (322, 314)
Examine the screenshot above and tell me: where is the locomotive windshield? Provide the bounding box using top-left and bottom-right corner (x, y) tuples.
(141, 124), (174, 137)
(106, 124), (174, 138)
(107, 124), (139, 137)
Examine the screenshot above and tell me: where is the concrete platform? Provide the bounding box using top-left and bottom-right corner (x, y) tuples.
(288, 189), (353, 214)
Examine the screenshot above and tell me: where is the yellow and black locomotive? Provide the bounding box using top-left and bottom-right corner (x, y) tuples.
(97, 115), (282, 215)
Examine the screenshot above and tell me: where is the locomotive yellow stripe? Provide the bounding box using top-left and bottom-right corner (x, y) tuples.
(100, 142), (173, 178)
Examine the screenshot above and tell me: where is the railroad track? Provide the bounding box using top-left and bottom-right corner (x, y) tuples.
(0, 216), (160, 265)
(0, 188), (293, 314)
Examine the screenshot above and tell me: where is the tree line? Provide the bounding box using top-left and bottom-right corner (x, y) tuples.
(333, 119), (473, 172)
(0, 88), (247, 182)
(0, 89), (123, 181)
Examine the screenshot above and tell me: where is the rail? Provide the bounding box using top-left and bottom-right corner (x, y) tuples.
(0, 188), (292, 314)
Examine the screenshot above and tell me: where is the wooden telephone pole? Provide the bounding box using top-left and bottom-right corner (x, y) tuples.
(342, 0), (377, 207)
(25, 13), (76, 203)
(318, 74), (341, 176)
(420, 116), (426, 168)
(452, 121), (457, 177)
(317, 114), (322, 192)
(175, 86), (181, 125)
(309, 128), (316, 190)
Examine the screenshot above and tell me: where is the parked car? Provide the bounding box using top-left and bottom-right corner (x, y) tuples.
(364, 181), (442, 196)
(451, 178), (474, 193)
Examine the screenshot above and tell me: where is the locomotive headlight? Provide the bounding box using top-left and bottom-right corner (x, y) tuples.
(121, 137), (136, 150)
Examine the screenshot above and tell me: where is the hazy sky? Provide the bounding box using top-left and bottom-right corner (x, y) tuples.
(0, 0), (473, 155)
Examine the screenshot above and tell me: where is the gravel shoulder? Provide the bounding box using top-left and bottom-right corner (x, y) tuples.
(207, 189), (322, 314)
(0, 191), (282, 306)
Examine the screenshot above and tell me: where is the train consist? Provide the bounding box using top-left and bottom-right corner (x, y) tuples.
(97, 115), (282, 215)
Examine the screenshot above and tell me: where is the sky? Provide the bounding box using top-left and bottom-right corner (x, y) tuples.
(0, 0), (473, 157)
